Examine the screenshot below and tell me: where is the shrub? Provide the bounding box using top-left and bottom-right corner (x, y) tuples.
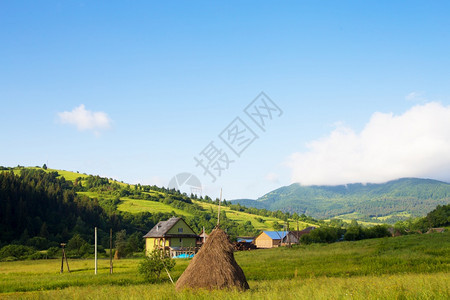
(47, 247), (60, 258)
(344, 226), (364, 241)
(138, 249), (176, 282)
(301, 227), (343, 244)
(0, 245), (36, 261)
(364, 225), (391, 239)
(115, 230), (128, 259)
(29, 251), (47, 260)
(66, 234), (88, 257)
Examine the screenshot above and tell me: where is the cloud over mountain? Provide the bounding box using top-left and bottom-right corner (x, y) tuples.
(58, 104), (112, 134)
(288, 102), (450, 186)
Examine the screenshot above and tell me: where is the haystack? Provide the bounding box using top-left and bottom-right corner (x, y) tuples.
(175, 227), (249, 291)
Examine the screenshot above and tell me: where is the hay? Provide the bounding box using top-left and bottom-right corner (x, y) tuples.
(175, 227), (249, 291)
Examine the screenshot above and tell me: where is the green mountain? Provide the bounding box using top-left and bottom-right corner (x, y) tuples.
(232, 178), (450, 223)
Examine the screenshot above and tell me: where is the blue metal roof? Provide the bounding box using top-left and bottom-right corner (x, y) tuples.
(237, 238), (254, 243)
(263, 231), (288, 240)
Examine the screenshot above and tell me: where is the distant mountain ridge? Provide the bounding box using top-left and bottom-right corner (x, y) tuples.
(231, 178), (450, 223)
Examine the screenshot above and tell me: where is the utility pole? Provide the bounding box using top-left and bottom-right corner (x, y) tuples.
(60, 243), (70, 273)
(287, 221), (291, 247)
(110, 228), (113, 274)
(94, 227), (98, 275)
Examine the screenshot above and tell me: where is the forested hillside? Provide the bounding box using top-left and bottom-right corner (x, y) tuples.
(0, 169), (159, 252)
(232, 178), (450, 223)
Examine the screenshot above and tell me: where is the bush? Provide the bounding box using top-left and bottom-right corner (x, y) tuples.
(47, 246), (60, 258)
(301, 227), (343, 244)
(138, 249), (176, 282)
(66, 234), (88, 257)
(115, 230), (128, 259)
(0, 245), (36, 261)
(364, 225), (391, 239)
(29, 251), (47, 260)
(344, 226), (364, 241)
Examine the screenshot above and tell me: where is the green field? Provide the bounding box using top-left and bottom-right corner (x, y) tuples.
(333, 211), (413, 225)
(0, 167), (87, 181)
(1, 232), (448, 299)
(193, 200), (315, 231)
(118, 198), (194, 216)
(76, 192), (194, 217)
(330, 212), (380, 226)
(48, 169), (88, 181)
(118, 198), (293, 231)
(375, 211), (412, 221)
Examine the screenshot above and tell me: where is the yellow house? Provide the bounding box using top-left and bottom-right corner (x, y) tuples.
(143, 217), (198, 256)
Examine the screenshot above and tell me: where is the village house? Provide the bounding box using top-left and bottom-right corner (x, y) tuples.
(426, 228), (445, 234)
(254, 227), (316, 248)
(143, 217), (199, 257)
(235, 236), (257, 251)
(196, 228), (209, 247)
(199, 228), (209, 243)
(290, 226), (316, 241)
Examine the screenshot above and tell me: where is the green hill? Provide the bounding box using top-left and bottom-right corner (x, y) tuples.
(0, 166), (312, 251)
(232, 178), (450, 223)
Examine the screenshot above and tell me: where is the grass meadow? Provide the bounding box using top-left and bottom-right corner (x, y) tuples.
(0, 168), (88, 182)
(192, 200), (316, 231)
(1, 232), (448, 299)
(118, 198), (194, 216)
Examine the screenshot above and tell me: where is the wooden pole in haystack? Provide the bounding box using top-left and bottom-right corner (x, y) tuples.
(217, 188), (222, 226)
(203, 226), (206, 243)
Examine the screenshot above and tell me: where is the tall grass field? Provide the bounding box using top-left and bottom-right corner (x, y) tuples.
(1, 231), (448, 299)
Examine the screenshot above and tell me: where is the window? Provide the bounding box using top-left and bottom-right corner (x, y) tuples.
(178, 228), (183, 233)
(179, 238), (182, 243)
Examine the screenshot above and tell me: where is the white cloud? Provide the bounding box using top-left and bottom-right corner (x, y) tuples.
(288, 102), (450, 186)
(58, 104), (112, 134)
(143, 176), (167, 188)
(265, 172), (280, 183)
(405, 91), (425, 102)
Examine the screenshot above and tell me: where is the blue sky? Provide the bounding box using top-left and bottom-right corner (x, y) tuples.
(1, 1), (450, 199)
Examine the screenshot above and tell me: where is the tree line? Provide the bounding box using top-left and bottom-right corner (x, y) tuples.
(300, 204), (449, 245)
